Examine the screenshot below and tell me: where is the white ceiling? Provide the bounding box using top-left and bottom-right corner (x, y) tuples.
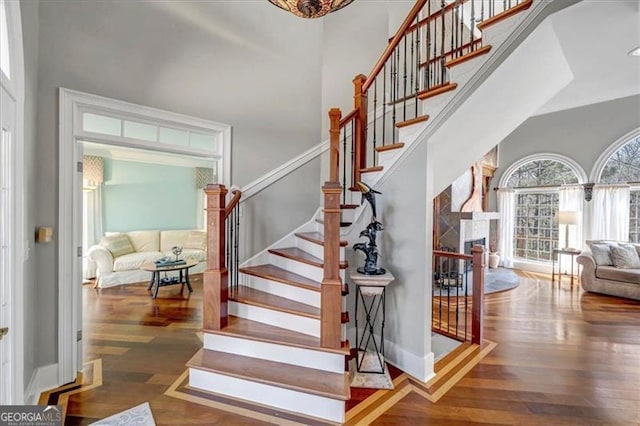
(534, 0), (640, 116)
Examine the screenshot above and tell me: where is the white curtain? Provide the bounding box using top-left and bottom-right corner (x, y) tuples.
(590, 185), (630, 241)
(497, 188), (515, 268)
(196, 190), (206, 230)
(558, 186), (584, 250)
(83, 186), (104, 279)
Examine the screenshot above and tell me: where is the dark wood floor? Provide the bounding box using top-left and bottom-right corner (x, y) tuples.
(51, 272), (640, 425)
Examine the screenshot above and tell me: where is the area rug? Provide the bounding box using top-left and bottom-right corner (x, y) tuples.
(349, 351), (394, 390)
(90, 402), (156, 426)
(434, 267), (519, 297)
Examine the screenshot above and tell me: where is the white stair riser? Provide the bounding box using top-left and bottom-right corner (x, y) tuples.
(241, 274), (320, 308)
(189, 369), (345, 423)
(229, 301), (320, 337)
(203, 333), (344, 373)
(295, 237), (345, 262)
(315, 222), (351, 238)
(318, 208), (357, 223)
(378, 149), (404, 169)
(269, 254), (324, 283)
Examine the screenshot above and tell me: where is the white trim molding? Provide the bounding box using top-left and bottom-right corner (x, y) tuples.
(58, 88), (233, 385)
(24, 364), (58, 405)
(0, 0), (26, 405)
(498, 152), (588, 188)
(589, 127), (640, 183)
(240, 140), (329, 201)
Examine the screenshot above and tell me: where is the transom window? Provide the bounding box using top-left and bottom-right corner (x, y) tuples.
(0, 0), (10, 79)
(506, 158), (580, 262)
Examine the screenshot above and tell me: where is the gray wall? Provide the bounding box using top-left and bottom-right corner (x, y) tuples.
(20, 0), (39, 389)
(320, 1), (413, 134)
(492, 94), (640, 208)
(34, 0), (325, 367)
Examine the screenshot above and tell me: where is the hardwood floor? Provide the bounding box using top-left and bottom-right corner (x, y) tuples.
(45, 271), (640, 425)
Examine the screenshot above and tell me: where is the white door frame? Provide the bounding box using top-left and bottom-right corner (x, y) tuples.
(0, 0), (25, 404)
(58, 88), (232, 384)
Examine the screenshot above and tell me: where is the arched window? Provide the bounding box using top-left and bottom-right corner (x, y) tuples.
(596, 134), (640, 242)
(502, 156), (583, 262)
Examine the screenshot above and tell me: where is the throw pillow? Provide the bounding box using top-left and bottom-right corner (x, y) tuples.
(588, 243), (614, 266)
(100, 233), (134, 258)
(184, 231), (207, 251)
(610, 245), (640, 269)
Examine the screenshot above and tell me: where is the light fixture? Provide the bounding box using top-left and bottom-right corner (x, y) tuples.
(556, 210), (580, 250)
(268, 0), (355, 19)
(628, 46), (640, 57)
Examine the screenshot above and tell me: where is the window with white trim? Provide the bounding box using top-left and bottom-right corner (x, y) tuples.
(598, 135), (640, 242)
(505, 159), (580, 262)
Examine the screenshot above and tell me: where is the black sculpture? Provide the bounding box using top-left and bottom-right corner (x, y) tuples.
(353, 182), (386, 275)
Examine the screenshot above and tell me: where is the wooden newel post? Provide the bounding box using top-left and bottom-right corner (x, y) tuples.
(329, 108), (342, 183)
(353, 74), (368, 186)
(203, 184), (228, 331)
(471, 245), (485, 344)
(321, 181), (343, 349)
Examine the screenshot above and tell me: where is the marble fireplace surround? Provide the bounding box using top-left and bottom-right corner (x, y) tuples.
(459, 212), (500, 257)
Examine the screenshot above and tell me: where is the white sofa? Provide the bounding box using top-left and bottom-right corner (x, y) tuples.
(87, 229), (207, 288)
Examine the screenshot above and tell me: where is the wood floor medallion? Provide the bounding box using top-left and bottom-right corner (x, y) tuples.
(41, 272), (640, 425)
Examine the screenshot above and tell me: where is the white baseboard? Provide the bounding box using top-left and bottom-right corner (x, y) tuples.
(24, 363), (59, 405)
(346, 327), (435, 382)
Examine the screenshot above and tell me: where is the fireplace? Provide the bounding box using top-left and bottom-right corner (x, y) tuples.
(464, 238), (486, 271)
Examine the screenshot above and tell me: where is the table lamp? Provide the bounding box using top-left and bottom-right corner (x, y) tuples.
(557, 210), (580, 250)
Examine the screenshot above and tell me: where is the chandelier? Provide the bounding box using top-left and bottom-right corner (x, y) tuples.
(267, 0), (355, 19)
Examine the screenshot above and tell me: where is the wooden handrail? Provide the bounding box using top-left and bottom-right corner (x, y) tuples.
(433, 250), (472, 260)
(225, 189), (242, 218)
(403, 0), (471, 36)
(339, 108), (358, 128)
(362, 0), (428, 92)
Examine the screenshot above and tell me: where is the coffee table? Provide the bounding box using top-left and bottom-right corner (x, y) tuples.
(141, 259), (197, 299)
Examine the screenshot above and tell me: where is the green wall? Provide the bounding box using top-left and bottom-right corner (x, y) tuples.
(103, 159), (198, 231)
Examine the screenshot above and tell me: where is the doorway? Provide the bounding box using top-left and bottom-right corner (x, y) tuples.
(0, 0), (25, 404)
(58, 89), (231, 385)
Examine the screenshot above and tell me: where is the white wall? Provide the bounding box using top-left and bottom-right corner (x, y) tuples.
(20, 0), (38, 392)
(493, 94), (640, 203)
(33, 0), (325, 368)
(320, 1), (414, 134)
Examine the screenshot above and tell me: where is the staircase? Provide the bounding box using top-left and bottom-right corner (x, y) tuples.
(187, 0), (568, 422)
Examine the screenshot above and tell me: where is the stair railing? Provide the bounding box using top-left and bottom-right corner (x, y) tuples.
(432, 245), (484, 344)
(203, 184), (241, 331)
(333, 0), (531, 196)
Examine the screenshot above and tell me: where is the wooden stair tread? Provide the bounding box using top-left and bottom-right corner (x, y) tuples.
(315, 218), (353, 228)
(296, 232), (348, 247)
(476, 0), (533, 31)
(239, 264), (322, 291)
(341, 204), (359, 209)
(396, 115), (430, 128)
(230, 285), (320, 319)
(360, 166), (384, 174)
(187, 348), (350, 400)
(375, 142), (405, 153)
(445, 45), (492, 68)
(417, 82), (458, 100)
(204, 315), (350, 355)
(270, 247), (349, 269)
